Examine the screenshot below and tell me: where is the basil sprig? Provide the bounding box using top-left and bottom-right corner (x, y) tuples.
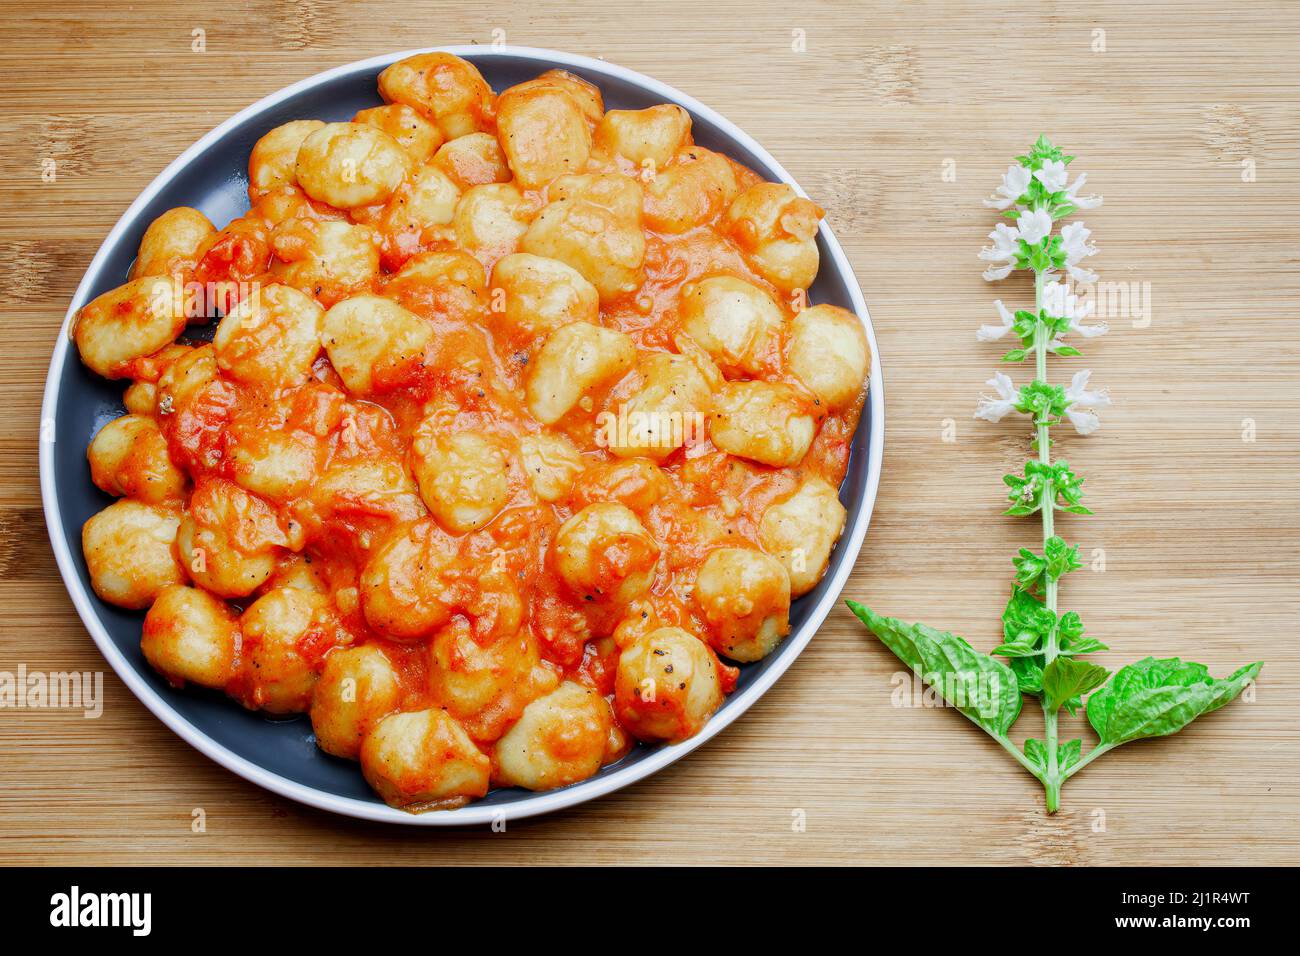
(847, 136), (1261, 813)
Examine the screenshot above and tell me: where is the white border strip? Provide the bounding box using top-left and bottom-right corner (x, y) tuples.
(39, 45), (886, 826)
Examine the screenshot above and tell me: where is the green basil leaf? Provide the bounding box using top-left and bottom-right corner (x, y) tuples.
(1010, 656), (1043, 694)
(992, 639), (1041, 658)
(1003, 587), (1050, 639)
(1024, 737), (1082, 774)
(1061, 637), (1109, 655)
(1056, 610), (1084, 643)
(847, 602), (1022, 736)
(1058, 738), (1082, 771)
(1013, 548), (1047, 590)
(1043, 536), (1083, 580)
(1043, 656), (1110, 713)
(1023, 738), (1047, 773)
(1086, 658), (1263, 746)
(1001, 588), (1048, 694)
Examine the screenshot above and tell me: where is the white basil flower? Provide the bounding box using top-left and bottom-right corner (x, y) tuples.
(1016, 208), (1053, 245)
(980, 222), (1020, 281)
(974, 372), (1021, 422)
(983, 163), (1031, 210)
(1064, 369), (1111, 435)
(1034, 159), (1068, 193)
(977, 300), (1016, 341)
(1060, 221), (1098, 283)
(1064, 172), (1103, 210)
(1042, 280), (1108, 338)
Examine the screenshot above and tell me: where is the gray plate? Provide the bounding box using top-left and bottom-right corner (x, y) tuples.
(39, 46), (886, 825)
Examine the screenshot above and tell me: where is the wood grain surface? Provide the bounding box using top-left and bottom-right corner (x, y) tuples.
(1, 0), (1296, 866)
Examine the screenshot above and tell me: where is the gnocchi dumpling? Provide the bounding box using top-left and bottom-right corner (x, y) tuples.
(428, 625), (551, 742)
(156, 343), (217, 414)
(141, 584), (239, 689)
(383, 249), (488, 325)
(359, 518), (458, 640)
(236, 586), (346, 714)
(693, 547), (791, 662)
(376, 165), (462, 238)
(178, 478), (292, 599)
(431, 131), (511, 190)
(614, 627), (723, 743)
(129, 207), (216, 280)
(708, 380), (815, 467)
(269, 219), (379, 306)
(496, 84), (593, 190)
(553, 502), (659, 605)
(758, 476), (848, 597)
(506, 69), (604, 125)
(74, 275), (188, 380)
(295, 122), (411, 209)
(310, 645), (403, 759)
(526, 322), (635, 425)
(213, 283), (324, 389)
(87, 413), (186, 504)
(410, 425), (511, 533)
(606, 352), (711, 460)
(725, 182), (824, 293)
(388, 248), (487, 291)
(175, 515), (274, 598)
(377, 52), (495, 139)
(492, 680), (610, 790)
(594, 104), (691, 169)
(679, 275), (784, 378)
(643, 147), (739, 233)
(489, 252), (599, 338)
(322, 295), (433, 395)
(225, 428), (321, 501)
(261, 553), (328, 594)
(123, 379), (160, 416)
(521, 173), (646, 303)
(571, 457), (669, 512)
(310, 459), (427, 531)
(360, 708), (491, 810)
(453, 183), (533, 257)
(82, 500), (185, 609)
(353, 103), (444, 164)
(787, 304), (870, 409)
(518, 433), (585, 502)
(248, 120), (325, 199)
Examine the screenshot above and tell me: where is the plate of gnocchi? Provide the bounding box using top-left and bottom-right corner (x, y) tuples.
(40, 46), (884, 823)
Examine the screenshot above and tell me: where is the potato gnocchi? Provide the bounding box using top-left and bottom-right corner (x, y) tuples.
(74, 54), (869, 812)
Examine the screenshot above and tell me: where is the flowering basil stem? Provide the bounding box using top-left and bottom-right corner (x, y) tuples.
(846, 135), (1262, 814)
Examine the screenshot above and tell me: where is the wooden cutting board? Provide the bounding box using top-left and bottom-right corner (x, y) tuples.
(1, 0), (1295, 865)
